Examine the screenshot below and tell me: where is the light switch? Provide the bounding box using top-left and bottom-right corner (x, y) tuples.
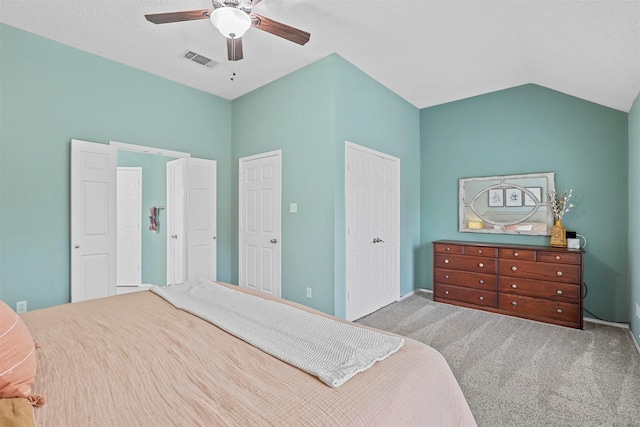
(290, 203), (298, 213)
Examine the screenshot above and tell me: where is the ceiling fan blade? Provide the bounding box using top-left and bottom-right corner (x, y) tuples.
(145, 9), (211, 25)
(227, 38), (244, 61)
(250, 13), (310, 45)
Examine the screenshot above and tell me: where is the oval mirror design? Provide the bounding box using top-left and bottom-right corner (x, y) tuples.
(459, 172), (555, 235)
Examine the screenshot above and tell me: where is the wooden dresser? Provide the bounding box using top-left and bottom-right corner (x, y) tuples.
(433, 240), (584, 329)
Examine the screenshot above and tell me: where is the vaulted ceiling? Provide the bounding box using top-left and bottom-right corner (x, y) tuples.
(1, 0), (639, 111)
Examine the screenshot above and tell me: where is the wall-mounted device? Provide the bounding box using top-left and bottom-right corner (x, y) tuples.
(566, 231), (585, 249)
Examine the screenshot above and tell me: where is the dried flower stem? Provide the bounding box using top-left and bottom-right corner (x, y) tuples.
(548, 189), (574, 221)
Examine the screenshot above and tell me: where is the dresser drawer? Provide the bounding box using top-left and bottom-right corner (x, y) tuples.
(498, 294), (580, 323)
(498, 248), (537, 261)
(537, 251), (581, 265)
(498, 276), (580, 303)
(499, 260), (581, 284)
(435, 284), (497, 308)
(434, 243), (464, 255)
(435, 268), (497, 291)
(435, 254), (497, 274)
(464, 246), (498, 258)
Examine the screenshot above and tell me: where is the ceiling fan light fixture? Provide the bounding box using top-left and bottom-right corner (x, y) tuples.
(210, 7), (251, 39)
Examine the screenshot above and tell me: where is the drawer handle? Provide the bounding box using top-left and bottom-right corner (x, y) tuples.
(514, 252), (519, 257)
(445, 275), (450, 279)
(511, 301), (517, 306)
(446, 247), (451, 251)
(511, 266), (517, 271)
(478, 263), (484, 268)
(444, 259), (450, 264)
(445, 290), (449, 295)
(557, 271), (563, 277)
(556, 290), (563, 295)
(556, 309), (563, 314)
(511, 284), (517, 289)
(479, 296), (484, 301)
(555, 255), (561, 260)
(479, 280), (484, 284)
(478, 250), (483, 254)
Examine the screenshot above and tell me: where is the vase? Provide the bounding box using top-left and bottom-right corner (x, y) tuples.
(550, 219), (567, 247)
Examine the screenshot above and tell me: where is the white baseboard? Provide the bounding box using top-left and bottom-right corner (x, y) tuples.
(583, 317), (629, 329)
(631, 330), (640, 357)
(402, 288), (640, 356)
(400, 288), (432, 301)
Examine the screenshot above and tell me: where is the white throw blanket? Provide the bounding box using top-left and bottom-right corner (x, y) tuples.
(152, 280), (404, 387)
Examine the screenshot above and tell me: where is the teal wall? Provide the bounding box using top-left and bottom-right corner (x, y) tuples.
(1, 24), (636, 329)
(333, 57), (421, 318)
(231, 55), (421, 317)
(0, 24), (232, 311)
(629, 91), (640, 345)
(420, 84), (629, 322)
(117, 151), (177, 286)
(231, 55), (337, 314)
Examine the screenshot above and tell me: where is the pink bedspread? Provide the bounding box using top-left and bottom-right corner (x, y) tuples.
(21, 283), (476, 426)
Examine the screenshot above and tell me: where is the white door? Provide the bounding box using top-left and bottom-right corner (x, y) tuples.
(186, 158), (217, 282)
(166, 159), (186, 285)
(70, 139), (117, 302)
(239, 150), (281, 297)
(345, 142), (400, 321)
(116, 167), (142, 286)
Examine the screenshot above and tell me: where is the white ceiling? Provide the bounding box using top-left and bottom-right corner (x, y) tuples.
(1, 0), (639, 111)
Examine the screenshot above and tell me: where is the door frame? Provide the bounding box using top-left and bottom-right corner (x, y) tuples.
(345, 141), (401, 320)
(238, 149), (282, 297)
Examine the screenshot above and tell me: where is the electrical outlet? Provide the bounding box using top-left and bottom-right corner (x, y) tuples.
(306, 287), (312, 298)
(16, 301), (27, 314)
(636, 302), (640, 320)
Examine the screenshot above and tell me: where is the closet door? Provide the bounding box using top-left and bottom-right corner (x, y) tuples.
(70, 139), (117, 302)
(167, 158), (187, 285)
(186, 158), (217, 282)
(116, 167), (142, 286)
(345, 142), (400, 321)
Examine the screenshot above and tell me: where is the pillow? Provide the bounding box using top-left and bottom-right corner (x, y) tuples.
(0, 300), (41, 405)
(0, 398), (36, 427)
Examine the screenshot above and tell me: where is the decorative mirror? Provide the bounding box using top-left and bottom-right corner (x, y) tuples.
(459, 172), (555, 235)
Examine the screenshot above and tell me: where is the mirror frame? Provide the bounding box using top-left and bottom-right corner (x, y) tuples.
(459, 172), (555, 236)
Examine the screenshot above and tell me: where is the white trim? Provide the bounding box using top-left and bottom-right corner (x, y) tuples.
(399, 290), (416, 300)
(404, 289), (640, 355)
(239, 149), (282, 163)
(583, 317), (629, 329)
(631, 330), (640, 356)
(110, 141), (190, 158)
(345, 141), (401, 163)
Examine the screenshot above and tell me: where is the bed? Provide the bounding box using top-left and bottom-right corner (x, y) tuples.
(14, 281), (476, 426)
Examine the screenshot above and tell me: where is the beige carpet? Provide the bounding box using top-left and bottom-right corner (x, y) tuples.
(356, 292), (640, 427)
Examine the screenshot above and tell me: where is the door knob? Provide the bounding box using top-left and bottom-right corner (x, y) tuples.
(270, 238), (277, 244)
(74, 245), (80, 249)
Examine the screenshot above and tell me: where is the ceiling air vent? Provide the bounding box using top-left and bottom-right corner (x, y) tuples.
(180, 50), (219, 69)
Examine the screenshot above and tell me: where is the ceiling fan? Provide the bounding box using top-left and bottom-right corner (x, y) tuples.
(145, 0), (310, 61)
